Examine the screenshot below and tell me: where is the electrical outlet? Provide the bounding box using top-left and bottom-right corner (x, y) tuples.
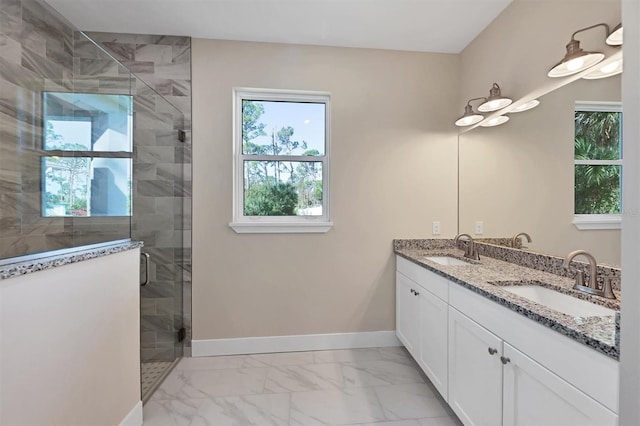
(432, 221), (441, 235)
(475, 221), (484, 235)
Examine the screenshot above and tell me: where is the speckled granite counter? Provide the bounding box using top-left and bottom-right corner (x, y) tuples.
(394, 242), (620, 360)
(0, 240), (143, 281)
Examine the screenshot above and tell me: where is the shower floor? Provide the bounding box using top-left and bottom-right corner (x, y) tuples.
(141, 361), (175, 402)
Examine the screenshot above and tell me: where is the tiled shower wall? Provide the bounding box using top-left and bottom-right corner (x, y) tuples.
(0, 0), (133, 259)
(0, 0), (192, 360)
(79, 31), (193, 360)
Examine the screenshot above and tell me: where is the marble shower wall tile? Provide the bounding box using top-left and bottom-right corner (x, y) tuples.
(0, 0), (128, 260)
(81, 30), (193, 360)
(1, 2), (140, 257)
(1, 2), (193, 360)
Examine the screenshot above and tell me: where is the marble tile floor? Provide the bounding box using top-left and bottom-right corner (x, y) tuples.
(143, 347), (462, 426)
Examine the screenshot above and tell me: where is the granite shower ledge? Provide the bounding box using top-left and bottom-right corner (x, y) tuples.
(0, 240), (144, 281)
(395, 247), (620, 360)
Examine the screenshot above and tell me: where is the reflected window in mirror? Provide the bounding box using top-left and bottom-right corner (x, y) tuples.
(42, 92), (133, 218)
(573, 102), (622, 230)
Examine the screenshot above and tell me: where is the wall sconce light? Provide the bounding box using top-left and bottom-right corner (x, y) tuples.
(455, 97), (485, 127)
(480, 115), (509, 127)
(583, 58), (623, 79)
(548, 23), (621, 78)
(478, 83), (513, 112)
(510, 99), (540, 113)
(606, 23), (623, 46)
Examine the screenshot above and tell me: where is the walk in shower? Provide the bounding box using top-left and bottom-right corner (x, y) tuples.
(0, 0), (192, 403)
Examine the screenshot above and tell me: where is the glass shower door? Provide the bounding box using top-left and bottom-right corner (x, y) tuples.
(132, 77), (186, 400)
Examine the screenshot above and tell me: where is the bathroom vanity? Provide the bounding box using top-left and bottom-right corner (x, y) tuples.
(394, 239), (619, 426)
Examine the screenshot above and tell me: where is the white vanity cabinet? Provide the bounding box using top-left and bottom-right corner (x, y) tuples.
(396, 257), (449, 399)
(448, 307), (503, 425)
(395, 255), (619, 426)
(448, 306), (617, 426)
(418, 285), (449, 398)
(503, 343), (617, 425)
(396, 270), (421, 357)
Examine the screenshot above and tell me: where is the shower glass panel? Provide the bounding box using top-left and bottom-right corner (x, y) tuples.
(0, 30), (134, 261)
(132, 75), (186, 398)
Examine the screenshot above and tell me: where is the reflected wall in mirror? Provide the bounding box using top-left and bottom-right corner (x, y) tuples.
(458, 0), (621, 265)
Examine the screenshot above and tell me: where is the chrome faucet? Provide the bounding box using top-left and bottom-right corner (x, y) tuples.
(511, 232), (532, 248)
(454, 233), (480, 261)
(562, 250), (616, 299)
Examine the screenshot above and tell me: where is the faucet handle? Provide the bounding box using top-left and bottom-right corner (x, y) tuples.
(574, 270), (586, 288)
(470, 243), (480, 261)
(602, 277), (617, 300)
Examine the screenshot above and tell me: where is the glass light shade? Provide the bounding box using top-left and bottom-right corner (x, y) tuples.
(548, 39), (604, 77)
(477, 83), (512, 112)
(510, 99), (540, 113)
(480, 115), (509, 127)
(583, 59), (623, 79)
(455, 104), (484, 127)
(478, 97), (512, 112)
(606, 25), (623, 46)
(455, 113), (483, 127)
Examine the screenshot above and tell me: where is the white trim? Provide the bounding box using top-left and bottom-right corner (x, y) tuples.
(573, 214), (622, 230)
(619, 1), (640, 421)
(574, 159), (623, 166)
(575, 101), (622, 112)
(231, 88), (331, 233)
(192, 331), (401, 357)
(229, 221), (333, 233)
(119, 401), (143, 426)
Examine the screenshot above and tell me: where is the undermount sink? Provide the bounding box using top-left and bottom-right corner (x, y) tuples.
(424, 256), (473, 266)
(496, 284), (615, 317)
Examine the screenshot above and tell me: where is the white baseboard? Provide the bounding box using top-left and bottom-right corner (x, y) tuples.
(192, 330), (401, 357)
(119, 400), (143, 426)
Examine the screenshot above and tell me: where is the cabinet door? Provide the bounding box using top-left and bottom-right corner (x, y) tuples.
(396, 271), (420, 357)
(419, 289), (449, 401)
(503, 343), (618, 426)
(448, 307), (503, 426)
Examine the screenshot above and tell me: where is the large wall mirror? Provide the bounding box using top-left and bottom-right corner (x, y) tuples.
(458, 75), (621, 266)
(456, 0), (622, 266)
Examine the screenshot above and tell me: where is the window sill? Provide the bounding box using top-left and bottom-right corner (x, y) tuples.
(229, 221), (334, 234)
(573, 215), (621, 230)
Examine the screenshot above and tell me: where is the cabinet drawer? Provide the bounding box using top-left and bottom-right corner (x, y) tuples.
(397, 256), (449, 301)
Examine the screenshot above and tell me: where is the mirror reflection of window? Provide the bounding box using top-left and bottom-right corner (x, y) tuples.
(42, 92), (133, 218)
(574, 102), (623, 216)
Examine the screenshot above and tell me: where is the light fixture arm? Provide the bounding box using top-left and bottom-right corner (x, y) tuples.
(571, 23), (610, 41)
(465, 97), (487, 106)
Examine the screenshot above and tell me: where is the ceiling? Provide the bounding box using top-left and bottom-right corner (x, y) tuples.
(44, 0), (513, 53)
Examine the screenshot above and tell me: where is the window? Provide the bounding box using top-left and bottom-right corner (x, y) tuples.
(42, 92), (133, 217)
(573, 102), (622, 230)
(230, 89), (332, 233)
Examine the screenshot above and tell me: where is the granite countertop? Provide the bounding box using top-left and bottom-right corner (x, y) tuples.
(0, 240), (144, 281)
(395, 247), (620, 360)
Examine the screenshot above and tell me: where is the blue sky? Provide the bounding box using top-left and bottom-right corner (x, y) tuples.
(250, 101), (325, 155)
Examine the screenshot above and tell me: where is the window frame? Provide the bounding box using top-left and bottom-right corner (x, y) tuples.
(573, 101), (622, 230)
(230, 88), (332, 234)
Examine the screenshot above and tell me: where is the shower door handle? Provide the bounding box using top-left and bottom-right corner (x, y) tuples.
(141, 252), (150, 286)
